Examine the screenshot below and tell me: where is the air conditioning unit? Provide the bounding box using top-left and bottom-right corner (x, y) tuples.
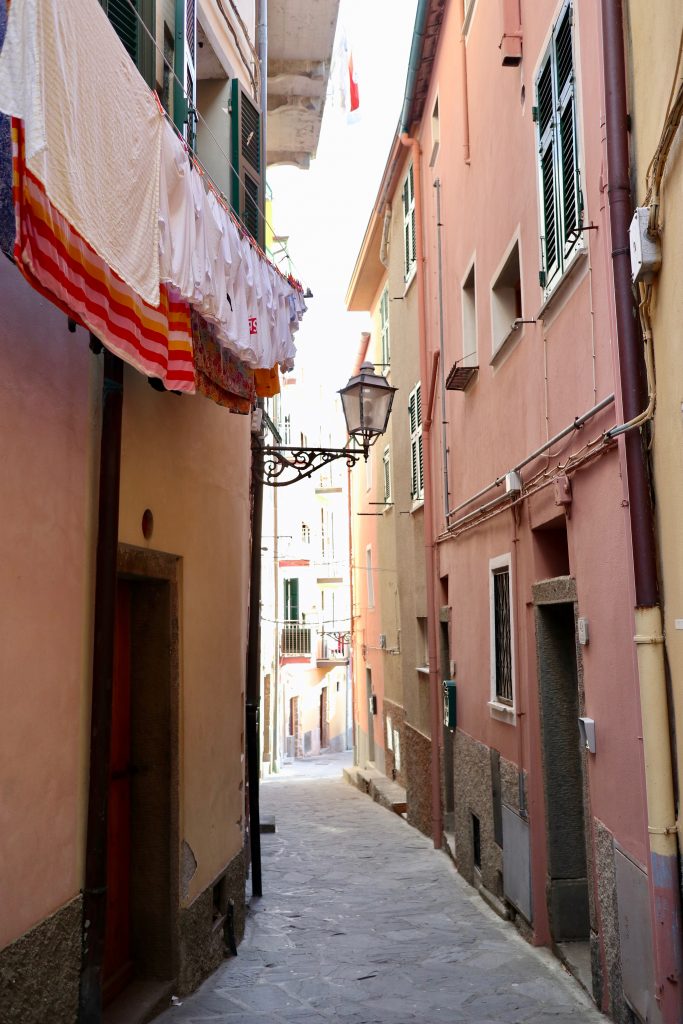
(379, 634), (387, 649)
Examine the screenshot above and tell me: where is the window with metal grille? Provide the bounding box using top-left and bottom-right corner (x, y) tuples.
(534, 1), (582, 294)
(408, 383), (423, 501)
(380, 287), (390, 366)
(492, 565), (513, 704)
(402, 164), (416, 281)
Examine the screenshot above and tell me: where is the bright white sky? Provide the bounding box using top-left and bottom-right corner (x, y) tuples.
(268, 0), (417, 403)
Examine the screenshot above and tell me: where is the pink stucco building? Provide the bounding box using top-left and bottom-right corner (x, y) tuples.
(360, 0), (680, 1020)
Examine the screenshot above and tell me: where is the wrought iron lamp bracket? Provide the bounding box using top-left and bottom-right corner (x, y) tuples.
(256, 441), (369, 487)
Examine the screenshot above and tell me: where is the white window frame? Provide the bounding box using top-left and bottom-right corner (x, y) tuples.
(488, 553), (516, 724)
(382, 446), (391, 505)
(408, 382), (424, 503)
(534, 0), (584, 301)
(402, 164), (417, 284)
(366, 545), (375, 610)
(365, 450), (373, 493)
(380, 286), (390, 367)
(429, 94), (440, 168)
(461, 257), (477, 367)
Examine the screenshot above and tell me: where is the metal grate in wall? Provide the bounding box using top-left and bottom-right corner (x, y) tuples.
(493, 567), (513, 704)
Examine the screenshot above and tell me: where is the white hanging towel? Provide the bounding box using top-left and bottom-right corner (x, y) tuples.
(0, 0), (163, 307)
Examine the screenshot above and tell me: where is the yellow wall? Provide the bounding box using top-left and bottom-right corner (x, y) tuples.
(119, 368), (251, 904)
(626, 3), (683, 806)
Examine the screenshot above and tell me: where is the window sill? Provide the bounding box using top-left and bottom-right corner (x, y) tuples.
(490, 324), (524, 368)
(410, 499), (424, 514)
(536, 245), (588, 324)
(417, 666), (430, 677)
(488, 700), (516, 725)
(403, 265), (417, 296)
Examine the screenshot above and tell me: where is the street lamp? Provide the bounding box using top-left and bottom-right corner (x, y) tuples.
(257, 362), (397, 487)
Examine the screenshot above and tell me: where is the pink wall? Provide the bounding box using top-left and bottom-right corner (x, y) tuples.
(0, 263), (93, 946)
(416, 0), (648, 938)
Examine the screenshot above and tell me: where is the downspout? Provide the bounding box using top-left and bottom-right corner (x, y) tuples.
(79, 348), (124, 1024)
(400, 130), (443, 849)
(433, 179), (449, 522)
(601, 3), (683, 1020)
(271, 484), (279, 772)
(245, 0), (268, 899)
(457, 0), (471, 163)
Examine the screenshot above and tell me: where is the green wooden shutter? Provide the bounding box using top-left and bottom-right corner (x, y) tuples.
(174, 0), (196, 143)
(231, 79), (264, 246)
(104, 0), (155, 89)
(555, 7), (580, 251)
(285, 579), (300, 621)
(536, 1), (580, 292)
(536, 53), (559, 288)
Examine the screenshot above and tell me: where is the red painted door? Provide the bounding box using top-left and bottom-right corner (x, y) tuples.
(103, 580), (134, 1003)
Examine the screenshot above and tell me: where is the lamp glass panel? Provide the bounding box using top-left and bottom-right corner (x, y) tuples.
(340, 386), (362, 435)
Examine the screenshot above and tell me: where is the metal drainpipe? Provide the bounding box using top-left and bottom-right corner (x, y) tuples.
(78, 348), (124, 1024)
(433, 178), (449, 523)
(400, 131), (443, 849)
(243, 0), (268, 902)
(271, 484), (279, 773)
(245, 425), (264, 898)
(601, 2), (683, 1019)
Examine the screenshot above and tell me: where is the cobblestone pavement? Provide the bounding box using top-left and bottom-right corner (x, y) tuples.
(156, 753), (604, 1024)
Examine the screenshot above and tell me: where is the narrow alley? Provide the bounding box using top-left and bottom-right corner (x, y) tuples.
(156, 754), (602, 1024)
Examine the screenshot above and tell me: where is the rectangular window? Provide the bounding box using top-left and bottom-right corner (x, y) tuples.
(284, 578), (299, 622)
(535, 2), (582, 294)
(489, 556), (515, 712)
(408, 383), (424, 502)
(462, 262), (477, 367)
(417, 616), (429, 670)
(402, 165), (417, 281)
(301, 522), (310, 544)
(366, 546), (375, 610)
(283, 414), (291, 445)
(380, 287), (390, 367)
(491, 239), (522, 355)
(382, 447), (391, 504)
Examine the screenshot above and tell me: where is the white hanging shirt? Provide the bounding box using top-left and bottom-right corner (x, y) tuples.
(159, 121), (195, 301)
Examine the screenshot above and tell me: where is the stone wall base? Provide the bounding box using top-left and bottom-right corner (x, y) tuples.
(404, 723), (432, 837)
(0, 895), (82, 1024)
(178, 847), (246, 995)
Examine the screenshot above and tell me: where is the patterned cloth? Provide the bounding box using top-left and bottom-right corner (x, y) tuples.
(0, 0), (14, 257)
(192, 311), (255, 413)
(12, 121), (195, 391)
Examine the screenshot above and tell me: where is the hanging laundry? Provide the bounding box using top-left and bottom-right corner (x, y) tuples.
(0, 0), (14, 258)
(0, 0), (163, 306)
(12, 123), (194, 392)
(254, 365), (281, 399)
(191, 311), (255, 411)
(159, 120), (196, 303)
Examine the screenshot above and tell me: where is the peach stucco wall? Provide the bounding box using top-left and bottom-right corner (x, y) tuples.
(0, 264), (96, 947)
(416, 0), (648, 920)
(118, 367), (251, 906)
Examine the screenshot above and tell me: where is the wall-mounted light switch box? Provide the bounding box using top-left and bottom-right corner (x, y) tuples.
(578, 617), (589, 645)
(578, 717), (596, 754)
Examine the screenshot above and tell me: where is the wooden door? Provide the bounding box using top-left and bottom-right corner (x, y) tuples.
(103, 579), (134, 1002)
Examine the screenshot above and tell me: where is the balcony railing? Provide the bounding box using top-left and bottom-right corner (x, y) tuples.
(280, 622), (312, 657)
(317, 631), (349, 662)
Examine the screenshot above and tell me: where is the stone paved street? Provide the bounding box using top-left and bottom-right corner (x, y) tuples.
(156, 753), (604, 1024)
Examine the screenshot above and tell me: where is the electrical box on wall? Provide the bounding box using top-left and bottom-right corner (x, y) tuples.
(443, 679), (457, 731)
(578, 716), (596, 754)
(578, 617), (589, 645)
(630, 207), (661, 284)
